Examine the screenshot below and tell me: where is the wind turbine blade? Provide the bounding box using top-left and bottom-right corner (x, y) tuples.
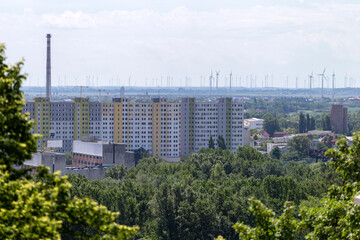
(323, 68), (326, 75)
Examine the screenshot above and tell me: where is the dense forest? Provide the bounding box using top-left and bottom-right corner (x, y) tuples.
(68, 147), (338, 239)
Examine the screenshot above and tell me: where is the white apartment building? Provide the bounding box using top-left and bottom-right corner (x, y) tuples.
(24, 97), (243, 157)
(180, 98), (244, 155)
(244, 118), (264, 131)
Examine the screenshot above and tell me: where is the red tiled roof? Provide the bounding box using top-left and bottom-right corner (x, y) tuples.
(273, 132), (289, 137)
(260, 131), (270, 137)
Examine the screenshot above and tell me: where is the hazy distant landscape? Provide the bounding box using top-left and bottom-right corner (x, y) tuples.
(22, 85), (360, 100)
(2, 0), (360, 239)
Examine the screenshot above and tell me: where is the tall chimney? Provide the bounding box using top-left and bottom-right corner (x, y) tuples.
(46, 34), (51, 98)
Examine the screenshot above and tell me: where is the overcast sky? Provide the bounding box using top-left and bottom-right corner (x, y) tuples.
(1, 0), (360, 88)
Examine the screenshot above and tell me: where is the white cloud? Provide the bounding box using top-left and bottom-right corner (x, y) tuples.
(0, 2), (359, 87)
(42, 11), (97, 28)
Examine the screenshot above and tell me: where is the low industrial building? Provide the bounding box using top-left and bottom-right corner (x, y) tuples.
(72, 140), (135, 169)
(267, 142), (289, 154)
(65, 166), (112, 180)
(23, 151), (66, 176)
(307, 130), (334, 137)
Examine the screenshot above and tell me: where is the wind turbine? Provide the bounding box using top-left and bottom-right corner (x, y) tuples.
(209, 71), (213, 95)
(308, 72), (313, 97)
(229, 72), (232, 97)
(97, 89), (106, 102)
(318, 68), (326, 99)
(79, 86), (89, 98)
(215, 71), (220, 92)
(332, 72), (335, 99)
(286, 76), (289, 89)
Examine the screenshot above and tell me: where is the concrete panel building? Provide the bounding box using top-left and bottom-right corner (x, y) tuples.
(180, 98), (243, 156)
(24, 151), (66, 176)
(72, 140), (135, 169)
(24, 97), (243, 157)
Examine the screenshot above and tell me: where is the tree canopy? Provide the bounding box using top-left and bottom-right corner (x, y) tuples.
(134, 147), (150, 165)
(299, 112), (306, 133)
(67, 145), (335, 239)
(208, 135), (215, 149)
(264, 115), (280, 137)
(217, 135), (227, 150)
(287, 135), (311, 158)
(270, 146), (282, 160)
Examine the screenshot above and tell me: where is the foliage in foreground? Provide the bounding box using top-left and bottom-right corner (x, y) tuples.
(0, 166), (139, 239)
(0, 44), (138, 239)
(229, 133), (360, 240)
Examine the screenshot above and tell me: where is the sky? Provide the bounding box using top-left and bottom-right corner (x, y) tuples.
(1, 0), (360, 88)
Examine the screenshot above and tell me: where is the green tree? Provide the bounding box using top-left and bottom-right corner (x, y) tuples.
(306, 113), (311, 132)
(270, 146), (282, 160)
(105, 164), (127, 179)
(208, 135), (215, 149)
(0, 44), (138, 239)
(281, 151), (301, 161)
(299, 112), (306, 133)
(211, 162), (226, 181)
(249, 129), (258, 136)
(134, 147), (150, 165)
(287, 135), (311, 158)
(236, 145), (264, 161)
(232, 199), (298, 240)
(217, 135), (227, 150)
(65, 151), (72, 165)
(264, 115), (280, 137)
(315, 142), (328, 151)
(0, 45), (37, 178)
(310, 117), (316, 130)
(321, 114), (331, 131)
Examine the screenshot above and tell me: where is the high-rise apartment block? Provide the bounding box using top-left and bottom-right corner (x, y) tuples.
(23, 97), (244, 157)
(180, 98), (243, 155)
(331, 104), (348, 134)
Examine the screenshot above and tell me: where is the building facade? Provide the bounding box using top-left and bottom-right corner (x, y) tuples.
(244, 118), (264, 131)
(180, 98), (243, 155)
(24, 151), (66, 176)
(331, 104), (348, 134)
(23, 97), (243, 157)
(72, 140), (135, 168)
